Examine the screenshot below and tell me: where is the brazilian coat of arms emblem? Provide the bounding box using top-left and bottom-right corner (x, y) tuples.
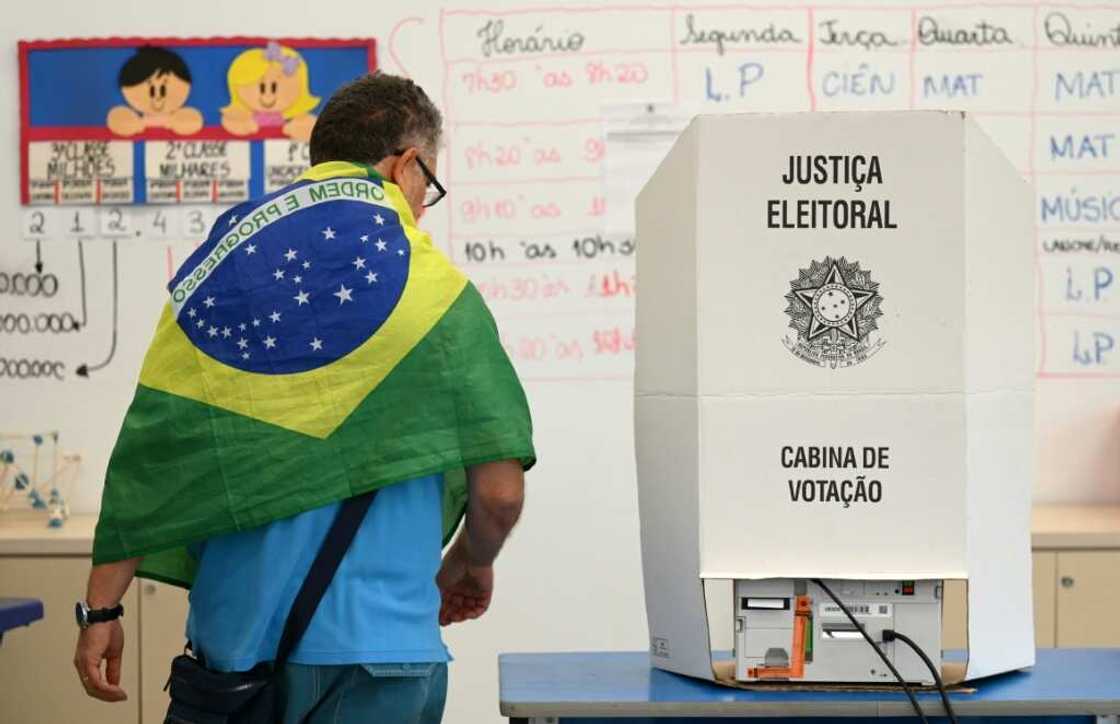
(783, 256), (885, 368)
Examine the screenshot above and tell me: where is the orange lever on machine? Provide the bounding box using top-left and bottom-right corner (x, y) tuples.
(747, 594), (812, 680)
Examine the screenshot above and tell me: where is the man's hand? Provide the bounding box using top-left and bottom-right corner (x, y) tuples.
(74, 557), (140, 702)
(436, 538), (494, 626)
(73, 620), (128, 702)
(436, 459), (523, 626)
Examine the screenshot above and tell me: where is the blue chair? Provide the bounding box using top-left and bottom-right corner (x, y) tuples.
(0, 598), (44, 646)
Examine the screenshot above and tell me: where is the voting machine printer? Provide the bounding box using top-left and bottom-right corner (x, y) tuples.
(732, 578), (942, 684)
(634, 111), (1035, 687)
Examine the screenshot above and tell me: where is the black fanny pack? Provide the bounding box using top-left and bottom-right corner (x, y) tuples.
(165, 657), (274, 724)
(165, 490), (377, 724)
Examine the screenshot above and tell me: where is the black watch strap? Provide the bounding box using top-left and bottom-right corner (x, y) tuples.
(77, 601), (125, 627)
(88, 604), (124, 624)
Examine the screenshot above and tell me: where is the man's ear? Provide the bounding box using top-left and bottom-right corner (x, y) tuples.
(389, 147), (417, 186)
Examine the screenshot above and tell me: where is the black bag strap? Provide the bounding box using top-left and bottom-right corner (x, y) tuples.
(273, 489), (377, 668)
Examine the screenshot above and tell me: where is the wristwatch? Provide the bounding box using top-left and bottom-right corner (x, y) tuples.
(75, 601), (124, 629)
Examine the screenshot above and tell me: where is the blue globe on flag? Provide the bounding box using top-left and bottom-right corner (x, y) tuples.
(176, 200), (410, 375)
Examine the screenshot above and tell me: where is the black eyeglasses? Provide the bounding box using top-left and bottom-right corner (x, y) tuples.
(392, 149), (446, 208)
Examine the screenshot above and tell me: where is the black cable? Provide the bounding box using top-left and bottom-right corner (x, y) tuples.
(811, 578), (928, 723)
(884, 630), (959, 724)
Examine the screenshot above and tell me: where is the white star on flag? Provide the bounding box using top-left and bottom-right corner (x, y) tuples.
(228, 215), (238, 226)
(374, 214), (385, 225)
(333, 284), (354, 304)
(365, 271), (379, 284)
(360, 235), (369, 243)
(203, 296), (216, 308)
(187, 308), (196, 318)
(322, 227), (336, 240)
(293, 275), (303, 284)
(294, 290), (310, 306)
(245, 244), (257, 255)
(222, 327), (232, 338)
(375, 240), (387, 252)
(270, 311), (282, 323)
(284, 249), (298, 262)
(273, 269), (285, 280)
(196, 319), (205, 328)
(252, 318), (261, 327)
(242, 352), (250, 360)
(263, 336), (277, 349)
(303, 260), (311, 270)
(352, 257), (366, 270)
(310, 338), (323, 351)
(397, 249), (405, 256)
(207, 326), (218, 338)
(237, 338), (248, 349)
(239, 323), (247, 331)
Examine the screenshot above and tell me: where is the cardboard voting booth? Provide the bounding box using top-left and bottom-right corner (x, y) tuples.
(634, 111), (1035, 685)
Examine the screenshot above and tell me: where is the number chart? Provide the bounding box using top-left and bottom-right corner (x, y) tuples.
(19, 37), (376, 206)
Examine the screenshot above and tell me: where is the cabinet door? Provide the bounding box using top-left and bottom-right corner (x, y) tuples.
(139, 580), (191, 724)
(940, 552), (1057, 651)
(0, 557), (139, 724)
(1056, 550), (1120, 646)
(1033, 552), (1056, 648)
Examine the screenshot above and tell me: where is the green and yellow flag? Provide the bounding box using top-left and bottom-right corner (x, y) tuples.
(93, 161), (535, 588)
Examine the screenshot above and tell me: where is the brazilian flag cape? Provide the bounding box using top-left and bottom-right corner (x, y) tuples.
(92, 161), (535, 588)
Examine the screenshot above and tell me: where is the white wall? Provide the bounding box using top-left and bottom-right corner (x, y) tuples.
(3, 1), (1119, 722)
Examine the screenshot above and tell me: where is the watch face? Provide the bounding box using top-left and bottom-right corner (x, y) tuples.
(75, 601), (86, 627)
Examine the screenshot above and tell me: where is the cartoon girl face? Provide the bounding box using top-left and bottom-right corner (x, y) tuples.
(235, 60), (303, 114)
(222, 43), (318, 121)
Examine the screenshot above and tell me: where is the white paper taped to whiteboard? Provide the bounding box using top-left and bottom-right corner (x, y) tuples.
(603, 102), (691, 238)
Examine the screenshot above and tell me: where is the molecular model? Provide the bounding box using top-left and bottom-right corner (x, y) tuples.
(0, 431), (81, 528)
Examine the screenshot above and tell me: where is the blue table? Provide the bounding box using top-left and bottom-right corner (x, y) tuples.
(0, 598), (43, 646)
(499, 650), (1120, 722)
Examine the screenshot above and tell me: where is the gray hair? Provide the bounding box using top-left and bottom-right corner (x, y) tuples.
(309, 72), (442, 165)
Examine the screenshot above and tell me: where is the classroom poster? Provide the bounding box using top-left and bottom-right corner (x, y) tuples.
(19, 37), (377, 205)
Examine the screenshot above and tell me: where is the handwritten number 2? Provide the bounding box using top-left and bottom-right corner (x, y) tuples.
(107, 209), (124, 232)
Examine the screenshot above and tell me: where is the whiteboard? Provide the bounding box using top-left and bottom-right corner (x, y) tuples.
(2, 1), (1119, 722)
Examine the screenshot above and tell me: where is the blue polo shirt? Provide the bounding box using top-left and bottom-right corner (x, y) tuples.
(185, 474), (450, 672)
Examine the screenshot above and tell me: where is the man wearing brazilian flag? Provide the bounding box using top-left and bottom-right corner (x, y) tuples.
(73, 73), (534, 722)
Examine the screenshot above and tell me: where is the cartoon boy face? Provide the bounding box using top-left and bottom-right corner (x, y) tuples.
(121, 71), (192, 115)
(117, 46), (193, 116)
(108, 45), (202, 137)
(235, 63), (302, 113)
